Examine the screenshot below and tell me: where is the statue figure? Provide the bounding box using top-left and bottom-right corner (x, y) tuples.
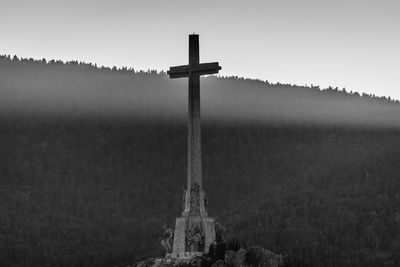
(186, 225), (204, 251)
(189, 183), (200, 215)
(160, 224), (174, 253)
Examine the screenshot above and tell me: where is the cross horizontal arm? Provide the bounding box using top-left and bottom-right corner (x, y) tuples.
(167, 64), (189, 78)
(167, 62), (221, 79)
(193, 62), (221, 75)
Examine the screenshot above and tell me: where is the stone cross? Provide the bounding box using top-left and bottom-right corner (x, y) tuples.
(167, 34), (221, 258)
(168, 34), (221, 216)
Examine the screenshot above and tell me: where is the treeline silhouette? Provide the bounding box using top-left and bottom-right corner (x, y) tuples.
(0, 56), (400, 266)
(1, 54), (398, 104)
(2, 54), (400, 129)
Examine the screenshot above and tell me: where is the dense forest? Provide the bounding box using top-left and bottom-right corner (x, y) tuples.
(1, 56), (400, 267)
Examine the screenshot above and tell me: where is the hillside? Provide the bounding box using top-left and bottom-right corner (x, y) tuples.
(1, 55), (400, 126)
(1, 56), (400, 267)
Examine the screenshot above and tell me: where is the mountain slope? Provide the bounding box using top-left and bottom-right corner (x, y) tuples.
(1, 55), (399, 126)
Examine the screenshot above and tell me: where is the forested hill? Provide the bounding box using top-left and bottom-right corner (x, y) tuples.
(1, 56), (400, 267)
(1, 55), (400, 127)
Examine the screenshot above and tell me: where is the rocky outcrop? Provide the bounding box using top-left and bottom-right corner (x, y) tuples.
(134, 246), (283, 267)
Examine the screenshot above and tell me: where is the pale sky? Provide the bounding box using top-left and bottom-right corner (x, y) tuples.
(1, 0), (399, 99)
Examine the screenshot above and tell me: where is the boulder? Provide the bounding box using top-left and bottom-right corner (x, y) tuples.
(245, 246), (265, 265)
(136, 258), (156, 267)
(264, 249), (283, 267)
(245, 246), (283, 267)
(224, 250), (236, 266)
(211, 259), (226, 267)
(189, 256), (203, 267)
(234, 248), (247, 267)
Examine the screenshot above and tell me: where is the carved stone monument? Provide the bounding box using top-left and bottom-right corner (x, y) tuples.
(167, 34), (221, 258)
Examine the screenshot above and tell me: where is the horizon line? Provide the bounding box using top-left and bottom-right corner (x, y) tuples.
(2, 53), (398, 103)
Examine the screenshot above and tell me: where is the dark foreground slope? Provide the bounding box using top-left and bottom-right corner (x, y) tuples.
(1, 56), (400, 267)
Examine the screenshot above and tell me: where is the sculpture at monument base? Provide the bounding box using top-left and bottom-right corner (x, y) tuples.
(186, 224), (204, 252)
(170, 212), (215, 258)
(160, 225), (174, 254)
(134, 232), (284, 267)
(168, 180), (215, 258)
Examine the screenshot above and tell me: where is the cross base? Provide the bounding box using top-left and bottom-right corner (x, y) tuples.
(171, 215), (215, 258)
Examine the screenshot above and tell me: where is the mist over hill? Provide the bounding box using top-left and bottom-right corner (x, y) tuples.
(1, 55), (399, 127)
(1, 56), (400, 267)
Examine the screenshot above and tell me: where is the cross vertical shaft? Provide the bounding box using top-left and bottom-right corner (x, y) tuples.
(188, 35), (202, 192)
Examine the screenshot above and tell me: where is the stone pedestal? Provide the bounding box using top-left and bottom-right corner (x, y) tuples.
(171, 185), (215, 258)
(171, 214), (215, 258)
